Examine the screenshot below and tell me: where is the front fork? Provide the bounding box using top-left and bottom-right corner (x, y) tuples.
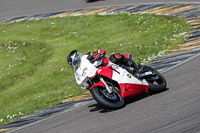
(88, 76), (113, 94)
(100, 78), (113, 94)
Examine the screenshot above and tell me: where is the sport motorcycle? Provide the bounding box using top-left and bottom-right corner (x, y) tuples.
(72, 53), (167, 109)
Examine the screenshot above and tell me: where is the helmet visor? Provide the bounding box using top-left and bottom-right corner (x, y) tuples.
(72, 51), (82, 71)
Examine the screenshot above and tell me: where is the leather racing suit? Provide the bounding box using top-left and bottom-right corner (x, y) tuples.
(87, 49), (141, 74)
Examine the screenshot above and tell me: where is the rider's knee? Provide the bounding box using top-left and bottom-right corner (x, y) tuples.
(109, 53), (123, 64)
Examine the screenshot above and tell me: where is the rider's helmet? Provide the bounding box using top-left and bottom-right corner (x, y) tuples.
(67, 50), (82, 70)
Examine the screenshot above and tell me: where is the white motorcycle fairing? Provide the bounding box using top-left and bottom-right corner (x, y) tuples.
(75, 55), (97, 87)
(74, 55), (149, 98)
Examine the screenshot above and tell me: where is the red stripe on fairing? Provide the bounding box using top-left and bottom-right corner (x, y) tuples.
(119, 83), (148, 98)
(96, 66), (113, 79)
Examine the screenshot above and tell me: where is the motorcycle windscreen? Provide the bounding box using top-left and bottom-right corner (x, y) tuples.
(72, 52), (82, 71)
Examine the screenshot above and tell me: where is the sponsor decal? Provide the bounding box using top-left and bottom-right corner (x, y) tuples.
(127, 74), (131, 78)
(97, 69), (102, 74)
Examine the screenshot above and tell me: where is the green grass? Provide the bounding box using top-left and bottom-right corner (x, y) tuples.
(0, 13), (190, 125)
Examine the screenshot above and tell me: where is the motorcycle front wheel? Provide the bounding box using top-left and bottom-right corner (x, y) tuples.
(90, 86), (125, 109)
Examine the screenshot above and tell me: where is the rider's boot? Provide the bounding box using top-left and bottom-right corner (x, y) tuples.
(109, 53), (143, 78)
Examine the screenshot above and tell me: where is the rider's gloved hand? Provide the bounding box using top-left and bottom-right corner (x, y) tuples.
(93, 50), (106, 60)
(87, 49), (106, 63)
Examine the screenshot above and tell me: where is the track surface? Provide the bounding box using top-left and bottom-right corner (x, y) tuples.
(1, 0), (200, 19)
(11, 55), (200, 133)
(2, 0), (200, 132)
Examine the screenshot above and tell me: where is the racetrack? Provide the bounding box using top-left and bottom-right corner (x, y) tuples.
(1, 0), (200, 19)
(10, 53), (200, 133)
(1, 0), (200, 133)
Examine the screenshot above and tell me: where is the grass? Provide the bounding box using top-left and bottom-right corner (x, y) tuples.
(0, 13), (191, 125)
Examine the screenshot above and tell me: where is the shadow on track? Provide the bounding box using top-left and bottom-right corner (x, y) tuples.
(88, 103), (114, 113)
(88, 88), (169, 113)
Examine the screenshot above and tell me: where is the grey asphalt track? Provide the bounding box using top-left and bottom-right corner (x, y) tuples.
(2, 0), (200, 132)
(1, 0), (200, 19)
(10, 54), (200, 133)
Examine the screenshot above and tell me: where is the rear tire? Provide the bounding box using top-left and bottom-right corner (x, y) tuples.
(143, 66), (167, 93)
(90, 86), (125, 109)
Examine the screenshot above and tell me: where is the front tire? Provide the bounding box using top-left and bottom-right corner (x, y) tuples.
(90, 86), (125, 109)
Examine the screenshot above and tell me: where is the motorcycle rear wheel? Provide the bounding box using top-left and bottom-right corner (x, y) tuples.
(91, 86), (125, 109)
(143, 66), (167, 93)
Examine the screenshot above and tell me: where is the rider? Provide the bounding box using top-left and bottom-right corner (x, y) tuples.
(67, 49), (142, 75)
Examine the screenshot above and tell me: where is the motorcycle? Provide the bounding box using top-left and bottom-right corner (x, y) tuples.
(72, 53), (167, 109)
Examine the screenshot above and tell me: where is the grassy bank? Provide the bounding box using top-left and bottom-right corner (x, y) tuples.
(0, 13), (190, 125)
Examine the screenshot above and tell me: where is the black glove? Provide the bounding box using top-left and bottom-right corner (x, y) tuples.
(87, 50), (106, 63)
